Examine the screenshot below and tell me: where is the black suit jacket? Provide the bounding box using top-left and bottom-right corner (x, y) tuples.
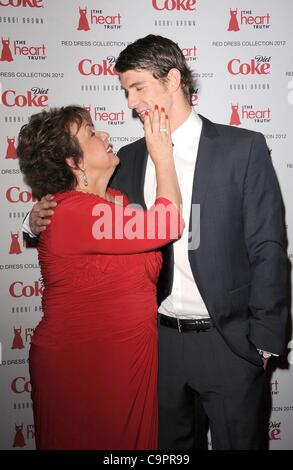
(111, 115), (288, 365)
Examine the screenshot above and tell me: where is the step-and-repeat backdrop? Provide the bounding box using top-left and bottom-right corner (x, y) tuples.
(0, 0), (292, 450)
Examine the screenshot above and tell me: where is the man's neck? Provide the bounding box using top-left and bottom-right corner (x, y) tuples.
(170, 101), (193, 133)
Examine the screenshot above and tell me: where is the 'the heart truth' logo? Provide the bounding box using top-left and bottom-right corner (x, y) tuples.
(77, 7), (122, 31)
(227, 8), (270, 32)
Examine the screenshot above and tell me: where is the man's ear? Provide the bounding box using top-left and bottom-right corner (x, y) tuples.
(167, 68), (181, 93)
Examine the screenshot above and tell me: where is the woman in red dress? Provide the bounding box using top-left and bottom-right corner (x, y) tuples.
(17, 105), (182, 450)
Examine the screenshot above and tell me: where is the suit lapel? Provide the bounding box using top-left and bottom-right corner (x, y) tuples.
(190, 115), (219, 220)
(187, 115), (220, 308)
(133, 138), (148, 209)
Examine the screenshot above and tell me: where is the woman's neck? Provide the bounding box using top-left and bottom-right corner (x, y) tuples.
(75, 173), (111, 199)
(75, 181), (115, 202)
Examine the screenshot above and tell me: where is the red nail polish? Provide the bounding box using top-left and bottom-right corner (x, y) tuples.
(154, 104), (159, 110)
(166, 115), (169, 119)
(145, 111), (149, 116)
(161, 107), (165, 112)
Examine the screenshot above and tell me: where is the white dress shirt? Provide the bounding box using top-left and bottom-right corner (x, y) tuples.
(22, 211), (34, 237)
(144, 110), (210, 319)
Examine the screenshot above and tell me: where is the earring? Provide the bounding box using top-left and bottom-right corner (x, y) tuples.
(80, 168), (88, 186)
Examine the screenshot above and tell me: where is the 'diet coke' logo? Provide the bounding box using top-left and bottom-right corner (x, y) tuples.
(1, 87), (49, 108)
(6, 186), (38, 203)
(9, 281), (44, 298)
(227, 56), (271, 75)
(191, 88), (199, 107)
(269, 421), (281, 441)
(78, 57), (118, 76)
(0, 0), (43, 7)
(152, 0), (196, 11)
(11, 377), (32, 394)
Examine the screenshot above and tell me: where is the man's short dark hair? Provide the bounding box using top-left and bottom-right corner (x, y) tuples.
(17, 106), (89, 199)
(115, 34), (196, 105)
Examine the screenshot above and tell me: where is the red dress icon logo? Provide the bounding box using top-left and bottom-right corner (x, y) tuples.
(11, 327), (24, 350)
(9, 232), (22, 254)
(77, 7), (90, 31)
(12, 424), (26, 448)
(0, 38), (13, 62)
(227, 9), (240, 32)
(6, 137), (17, 159)
(229, 104), (241, 126)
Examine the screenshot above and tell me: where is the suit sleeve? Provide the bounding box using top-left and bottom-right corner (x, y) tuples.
(243, 132), (288, 355)
(49, 195), (183, 256)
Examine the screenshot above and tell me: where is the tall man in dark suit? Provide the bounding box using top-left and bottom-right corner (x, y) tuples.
(25, 35), (288, 450)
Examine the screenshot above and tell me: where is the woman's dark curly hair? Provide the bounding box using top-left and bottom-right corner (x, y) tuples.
(17, 105), (90, 199)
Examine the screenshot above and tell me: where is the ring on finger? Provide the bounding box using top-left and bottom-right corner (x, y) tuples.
(159, 128), (167, 132)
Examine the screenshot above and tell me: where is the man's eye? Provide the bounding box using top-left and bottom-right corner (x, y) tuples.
(91, 131), (95, 136)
